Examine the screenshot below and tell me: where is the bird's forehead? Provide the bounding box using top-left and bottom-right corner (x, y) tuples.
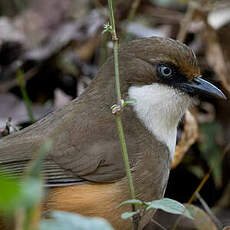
(122, 37), (200, 80)
(149, 39), (200, 80)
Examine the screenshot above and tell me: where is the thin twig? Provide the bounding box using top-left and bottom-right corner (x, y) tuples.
(122, 0), (142, 40)
(177, 1), (198, 42)
(107, 0), (137, 229)
(151, 217), (168, 230)
(0, 67), (39, 93)
(196, 193), (223, 230)
(188, 144), (230, 204)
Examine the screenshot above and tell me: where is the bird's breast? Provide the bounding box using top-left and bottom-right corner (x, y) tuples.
(128, 83), (191, 160)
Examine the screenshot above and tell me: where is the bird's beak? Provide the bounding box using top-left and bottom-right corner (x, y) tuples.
(178, 77), (227, 100)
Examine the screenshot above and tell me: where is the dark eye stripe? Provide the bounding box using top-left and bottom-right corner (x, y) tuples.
(156, 63), (188, 85)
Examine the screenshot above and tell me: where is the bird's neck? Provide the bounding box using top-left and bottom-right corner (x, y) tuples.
(128, 83), (192, 160)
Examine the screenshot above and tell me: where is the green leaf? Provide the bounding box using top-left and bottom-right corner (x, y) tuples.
(121, 211), (139, 220)
(102, 23), (112, 34)
(119, 199), (143, 207)
(40, 211), (114, 230)
(146, 198), (193, 219)
(122, 99), (137, 107)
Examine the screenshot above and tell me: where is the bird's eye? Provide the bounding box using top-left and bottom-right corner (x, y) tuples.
(157, 65), (173, 78)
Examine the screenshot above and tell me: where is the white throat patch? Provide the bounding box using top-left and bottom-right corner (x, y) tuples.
(128, 83), (192, 160)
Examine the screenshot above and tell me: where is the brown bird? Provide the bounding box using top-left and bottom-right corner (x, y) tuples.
(0, 37), (226, 230)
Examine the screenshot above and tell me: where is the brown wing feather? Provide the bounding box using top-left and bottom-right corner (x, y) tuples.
(0, 70), (126, 185)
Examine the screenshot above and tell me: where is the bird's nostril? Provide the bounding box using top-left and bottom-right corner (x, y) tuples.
(192, 78), (201, 85)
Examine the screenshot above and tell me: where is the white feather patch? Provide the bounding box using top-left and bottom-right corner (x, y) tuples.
(128, 83), (192, 159)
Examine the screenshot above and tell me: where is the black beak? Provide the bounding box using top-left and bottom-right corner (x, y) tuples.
(178, 77), (227, 100)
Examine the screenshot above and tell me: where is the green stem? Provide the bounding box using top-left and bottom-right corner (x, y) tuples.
(113, 40), (121, 102)
(108, 0), (136, 199)
(107, 1), (137, 228)
(115, 116), (136, 200)
(17, 69), (35, 123)
(108, 0), (121, 101)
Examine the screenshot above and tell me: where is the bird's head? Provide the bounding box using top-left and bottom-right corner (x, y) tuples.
(100, 37), (226, 158)
(93, 37), (226, 157)
(117, 37), (226, 101)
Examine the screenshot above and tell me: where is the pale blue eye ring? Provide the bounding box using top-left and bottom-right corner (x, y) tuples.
(158, 66), (173, 77)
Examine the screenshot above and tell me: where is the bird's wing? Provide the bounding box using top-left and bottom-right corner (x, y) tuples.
(0, 139), (125, 187)
(0, 94), (132, 186)
(46, 100), (129, 184)
(0, 128), (123, 186)
(0, 158), (85, 186)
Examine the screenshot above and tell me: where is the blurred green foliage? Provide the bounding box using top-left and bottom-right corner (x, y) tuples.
(0, 175), (21, 212)
(120, 198), (193, 220)
(199, 121), (222, 186)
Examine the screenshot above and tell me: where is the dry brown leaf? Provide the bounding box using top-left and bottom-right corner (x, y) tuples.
(203, 19), (230, 95)
(172, 110), (198, 168)
(223, 226), (230, 230)
(185, 204), (218, 230)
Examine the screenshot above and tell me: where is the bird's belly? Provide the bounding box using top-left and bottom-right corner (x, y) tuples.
(45, 182), (133, 230)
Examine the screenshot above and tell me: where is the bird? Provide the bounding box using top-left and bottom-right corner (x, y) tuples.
(0, 37), (226, 230)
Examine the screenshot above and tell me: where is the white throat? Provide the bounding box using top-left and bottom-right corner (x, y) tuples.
(128, 83), (192, 160)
